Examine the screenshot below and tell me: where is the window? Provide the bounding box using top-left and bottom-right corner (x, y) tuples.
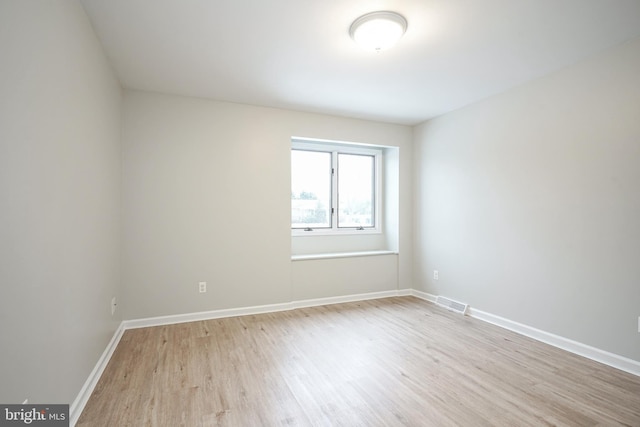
(291, 139), (381, 234)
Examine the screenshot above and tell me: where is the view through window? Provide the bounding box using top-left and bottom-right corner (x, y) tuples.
(291, 140), (379, 232)
(291, 150), (332, 228)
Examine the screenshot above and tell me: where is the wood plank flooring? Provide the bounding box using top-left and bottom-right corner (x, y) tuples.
(77, 297), (640, 426)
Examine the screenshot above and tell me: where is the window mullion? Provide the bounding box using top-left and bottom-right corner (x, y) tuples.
(331, 151), (338, 230)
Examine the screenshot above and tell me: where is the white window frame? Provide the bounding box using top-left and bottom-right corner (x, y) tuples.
(291, 138), (382, 236)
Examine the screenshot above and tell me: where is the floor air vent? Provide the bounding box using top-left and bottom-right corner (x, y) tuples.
(435, 296), (469, 315)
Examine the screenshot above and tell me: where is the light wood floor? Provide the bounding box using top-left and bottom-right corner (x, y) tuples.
(78, 297), (640, 426)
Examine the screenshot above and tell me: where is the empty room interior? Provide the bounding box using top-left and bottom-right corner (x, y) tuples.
(2, 0), (640, 425)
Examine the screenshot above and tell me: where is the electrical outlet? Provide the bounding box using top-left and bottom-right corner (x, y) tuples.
(433, 270), (439, 280)
(111, 297), (117, 316)
(199, 282), (207, 293)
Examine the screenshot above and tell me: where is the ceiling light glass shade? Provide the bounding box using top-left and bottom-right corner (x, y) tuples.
(349, 11), (407, 52)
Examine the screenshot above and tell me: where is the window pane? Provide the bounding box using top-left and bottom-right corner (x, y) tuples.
(338, 154), (374, 228)
(291, 150), (332, 228)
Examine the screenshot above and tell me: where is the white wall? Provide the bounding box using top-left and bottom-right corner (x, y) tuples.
(292, 255), (398, 301)
(414, 38), (640, 362)
(291, 141), (402, 301)
(122, 91), (413, 320)
(0, 0), (122, 404)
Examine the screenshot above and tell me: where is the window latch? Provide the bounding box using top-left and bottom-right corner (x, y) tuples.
(304, 227), (313, 232)
(356, 226), (365, 230)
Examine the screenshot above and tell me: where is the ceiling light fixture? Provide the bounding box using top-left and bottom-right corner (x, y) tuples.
(349, 11), (408, 52)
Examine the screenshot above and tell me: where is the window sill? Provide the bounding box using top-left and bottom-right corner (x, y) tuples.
(292, 228), (381, 237)
(291, 250), (397, 261)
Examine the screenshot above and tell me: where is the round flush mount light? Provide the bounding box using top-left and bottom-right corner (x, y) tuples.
(349, 11), (408, 52)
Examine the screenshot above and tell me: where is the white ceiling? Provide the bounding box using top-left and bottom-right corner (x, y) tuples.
(81, 0), (640, 125)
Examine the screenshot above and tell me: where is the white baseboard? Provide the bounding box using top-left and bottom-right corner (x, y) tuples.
(292, 290), (401, 309)
(70, 321), (125, 427)
(123, 291), (407, 330)
(468, 307), (640, 377)
(125, 290), (408, 330)
(409, 290), (640, 377)
(123, 301), (295, 330)
(409, 289), (437, 302)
